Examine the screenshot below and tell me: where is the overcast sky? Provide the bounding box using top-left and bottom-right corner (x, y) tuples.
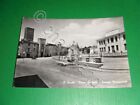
(20, 17), (124, 47)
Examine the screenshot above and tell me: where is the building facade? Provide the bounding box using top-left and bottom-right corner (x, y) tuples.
(44, 43), (58, 57)
(44, 43), (68, 57)
(97, 32), (127, 56)
(38, 38), (46, 57)
(18, 27), (39, 58)
(18, 39), (39, 58)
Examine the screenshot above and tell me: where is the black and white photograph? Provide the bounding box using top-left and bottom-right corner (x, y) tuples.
(13, 17), (131, 88)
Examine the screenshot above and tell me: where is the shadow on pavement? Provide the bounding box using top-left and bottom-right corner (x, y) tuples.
(13, 75), (49, 88)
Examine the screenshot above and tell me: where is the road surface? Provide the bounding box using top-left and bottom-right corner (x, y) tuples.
(14, 57), (131, 88)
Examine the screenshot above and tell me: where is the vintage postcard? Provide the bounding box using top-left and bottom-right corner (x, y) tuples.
(13, 17), (131, 88)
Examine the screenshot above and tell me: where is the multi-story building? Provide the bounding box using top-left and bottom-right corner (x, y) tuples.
(97, 31), (127, 57)
(18, 27), (39, 58)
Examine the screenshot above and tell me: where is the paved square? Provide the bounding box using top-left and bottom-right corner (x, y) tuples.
(14, 57), (131, 88)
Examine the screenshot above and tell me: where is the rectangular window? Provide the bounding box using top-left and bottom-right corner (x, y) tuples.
(108, 46), (110, 52)
(111, 37), (114, 43)
(124, 44), (127, 50)
(111, 45), (115, 53)
(115, 36), (118, 42)
(123, 34), (126, 40)
(116, 45), (119, 51)
(107, 39), (109, 43)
